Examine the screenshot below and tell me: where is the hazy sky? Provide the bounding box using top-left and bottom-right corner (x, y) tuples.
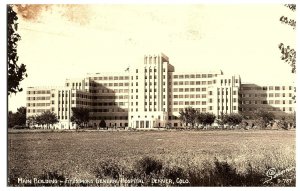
(8, 4), (296, 111)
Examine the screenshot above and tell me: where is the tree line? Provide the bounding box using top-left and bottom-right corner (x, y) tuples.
(8, 106), (295, 130)
(8, 107), (98, 129)
(178, 107), (295, 130)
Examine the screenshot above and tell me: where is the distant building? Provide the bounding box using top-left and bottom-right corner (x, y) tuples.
(240, 83), (295, 118)
(26, 53), (295, 129)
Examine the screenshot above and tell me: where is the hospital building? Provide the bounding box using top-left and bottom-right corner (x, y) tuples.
(26, 53), (295, 129)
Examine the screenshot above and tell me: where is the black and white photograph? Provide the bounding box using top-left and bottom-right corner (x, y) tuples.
(5, 1), (296, 188)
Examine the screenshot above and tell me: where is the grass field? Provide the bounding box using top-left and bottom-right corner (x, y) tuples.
(8, 129), (296, 186)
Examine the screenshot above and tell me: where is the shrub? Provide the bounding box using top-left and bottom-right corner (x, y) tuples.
(94, 160), (121, 179)
(135, 156), (163, 175)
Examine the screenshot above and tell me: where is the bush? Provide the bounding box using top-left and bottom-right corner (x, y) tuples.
(135, 156), (163, 175)
(94, 160), (121, 179)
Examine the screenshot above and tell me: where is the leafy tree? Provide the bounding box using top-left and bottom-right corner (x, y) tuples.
(254, 110), (275, 128)
(70, 107), (90, 128)
(196, 112), (206, 127)
(223, 113), (243, 126)
(26, 115), (36, 128)
(278, 4), (296, 73)
(200, 112), (216, 126)
(99, 119), (106, 128)
(7, 5), (27, 95)
(37, 111), (59, 129)
(7, 107), (27, 128)
(179, 107), (197, 128)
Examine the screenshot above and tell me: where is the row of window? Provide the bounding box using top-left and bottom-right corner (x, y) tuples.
(144, 68), (166, 73)
(91, 76), (129, 81)
(87, 82), (130, 88)
(243, 100), (294, 105)
(172, 107), (212, 112)
(144, 75), (166, 80)
(173, 81), (215, 86)
(242, 107), (293, 112)
(27, 90), (51, 95)
(242, 86), (293, 91)
(218, 91), (237, 95)
(27, 109), (51, 113)
(218, 98), (237, 103)
(220, 79), (239, 84)
(173, 74), (216, 79)
(173, 101), (208, 105)
(27, 103), (51, 107)
(130, 108), (167, 112)
(144, 56), (163, 65)
(173, 88), (207, 92)
(242, 93), (293, 98)
(27, 97), (51, 101)
(89, 89), (129, 94)
(217, 106), (237, 110)
(173, 94), (207, 99)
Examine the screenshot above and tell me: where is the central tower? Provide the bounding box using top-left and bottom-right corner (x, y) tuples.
(128, 53), (174, 128)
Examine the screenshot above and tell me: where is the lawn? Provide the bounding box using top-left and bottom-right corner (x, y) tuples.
(8, 129), (296, 186)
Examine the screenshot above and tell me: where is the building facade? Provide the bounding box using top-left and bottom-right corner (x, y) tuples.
(26, 53), (295, 129)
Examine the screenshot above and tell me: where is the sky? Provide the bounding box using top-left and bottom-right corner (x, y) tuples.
(7, 3), (296, 112)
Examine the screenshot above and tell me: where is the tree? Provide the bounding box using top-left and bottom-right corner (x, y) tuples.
(99, 119), (107, 129)
(70, 107), (90, 128)
(35, 114), (45, 128)
(197, 112), (216, 127)
(223, 113), (243, 126)
(278, 4), (296, 73)
(7, 107), (27, 128)
(7, 5), (27, 95)
(37, 111), (59, 129)
(26, 115), (36, 128)
(179, 107), (197, 128)
(254, 110), (275, 128)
